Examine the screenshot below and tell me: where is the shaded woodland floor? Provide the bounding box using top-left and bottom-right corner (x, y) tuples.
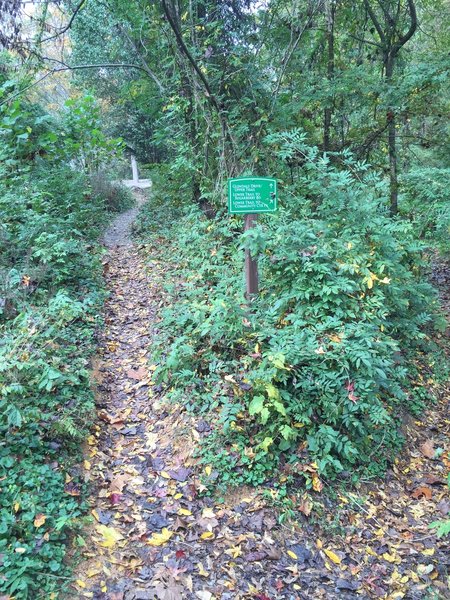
(70, 194), (449, 600)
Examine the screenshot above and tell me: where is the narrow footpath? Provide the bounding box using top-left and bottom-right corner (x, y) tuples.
(70, 192), (449, 600)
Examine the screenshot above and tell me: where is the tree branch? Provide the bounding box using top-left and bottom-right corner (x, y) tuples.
(364, 0), (386, 43)
(397, 0), (417, 46)
(160, 0), (221, 115)
(114, 23), (166, 93)
(41, 0), (87, 43)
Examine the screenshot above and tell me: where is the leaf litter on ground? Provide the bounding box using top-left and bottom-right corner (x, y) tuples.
(69, 204), (450, 600)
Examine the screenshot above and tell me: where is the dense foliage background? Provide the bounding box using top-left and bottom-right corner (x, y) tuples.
(0, 0), (448, 596)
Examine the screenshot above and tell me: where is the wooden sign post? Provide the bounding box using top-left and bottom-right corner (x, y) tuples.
(228, 177), (278, 299)
(244, 213), (259, 296)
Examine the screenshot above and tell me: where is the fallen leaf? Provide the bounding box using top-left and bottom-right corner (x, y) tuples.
(225, 545), (242, 558)
(383, 552), (398, 563)
(411, 486), (432, 500)
(420, 440), (435, 459)
(200, 531), (214, 540)
(323, 548), (341, 564)
(91, 509), (101, 522)
(96, 525), (124, 548)
(178, 508), (192, 516)
(147, 528), (173, 546)
(287, 550), (297, 560)
(312, 474), (323, 492)
(110, 474), (128, 493)
(197, 562), (209, 577)
(126, 366), (147, 380)
(34, 514), (46, 528)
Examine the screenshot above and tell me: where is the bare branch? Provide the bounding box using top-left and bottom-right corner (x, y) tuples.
(115, 23), (166, 93)
(41, 0), (87, 43)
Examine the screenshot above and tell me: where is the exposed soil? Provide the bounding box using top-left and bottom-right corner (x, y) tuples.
(69, 196), (449, 600)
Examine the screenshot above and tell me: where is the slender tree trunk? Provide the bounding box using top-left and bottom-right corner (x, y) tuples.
(385, 56), (398, 215)
(323, 0), (335, 153)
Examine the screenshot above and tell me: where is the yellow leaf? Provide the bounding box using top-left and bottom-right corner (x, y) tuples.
(324, 549), (341, 564)
(200, 531), (214, 540)
(147, 528), (173, 547)
(225, 545), (242, 558)
(421, 548), (434, 556)
(76, 580), (86, 589)
(287, 550), (297, 560)
(316, 539), (323, 549)
(91, 509), (100, 522)
(205, 465), (212, 476)
(197, 562), (209, 577)
(34, 513), (46, 528)
(312, 474), (323, 492)
(87, 435), (96, 446)
(96, 525), (124, 549)
(347, 242), (353, 249)
(84, 459), (91, 470)
(14, 502), (20, 513)
(160, 471), (171, 479)
(87, 568), (101, 578)
(201, 507), (215, 519)
(174, 493), (183, 500)
(178, 508), (192, 516)
(383, 552), (397, 563)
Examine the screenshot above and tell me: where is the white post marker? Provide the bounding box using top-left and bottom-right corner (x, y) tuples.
(131, 154), (139, 184)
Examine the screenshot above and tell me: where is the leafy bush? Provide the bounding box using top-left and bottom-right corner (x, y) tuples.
(141, 137), (443, 488)
(400, 167), (450, 254)
(0, 81), (123, 596)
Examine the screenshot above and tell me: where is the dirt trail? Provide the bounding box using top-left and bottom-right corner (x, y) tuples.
(70, 194), (449, 600)
(103, 190), (148, 247)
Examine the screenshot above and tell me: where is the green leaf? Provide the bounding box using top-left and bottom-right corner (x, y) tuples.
(249, 395), (265, 416)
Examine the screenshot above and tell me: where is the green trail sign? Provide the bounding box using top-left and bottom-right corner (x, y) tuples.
(228, 177), (277, 214)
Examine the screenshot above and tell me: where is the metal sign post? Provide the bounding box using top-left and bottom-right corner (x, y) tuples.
(228, 177), (278, 299)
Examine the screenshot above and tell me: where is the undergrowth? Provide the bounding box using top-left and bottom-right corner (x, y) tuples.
(0, 83), (127, 597)
(137, 135), (446, 493)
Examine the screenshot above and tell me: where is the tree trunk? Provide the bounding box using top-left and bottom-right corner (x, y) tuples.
(385, 56), (398, 216)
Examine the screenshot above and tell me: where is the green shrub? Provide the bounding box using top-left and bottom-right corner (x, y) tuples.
(142, 137), (444, 487)
(400, 167), (450, 254)
(0, 80), (124, 597)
